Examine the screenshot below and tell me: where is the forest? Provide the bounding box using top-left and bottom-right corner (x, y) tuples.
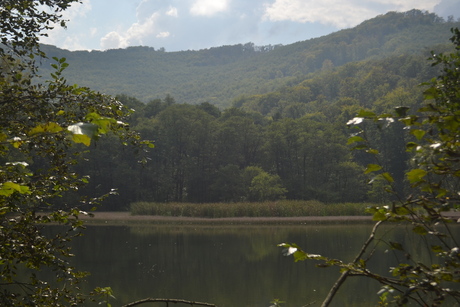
(42, 10), (460, 210)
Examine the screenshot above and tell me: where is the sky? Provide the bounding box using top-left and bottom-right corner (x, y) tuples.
(41, 0), (460, 52)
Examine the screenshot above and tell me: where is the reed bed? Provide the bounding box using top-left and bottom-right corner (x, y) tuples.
(129, 200), (372, 218)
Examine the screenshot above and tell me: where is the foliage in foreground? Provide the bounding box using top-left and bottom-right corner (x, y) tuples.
(280, 28), (460, 306)
(0, 1), (150, 305)
(130, 200), (371, 218)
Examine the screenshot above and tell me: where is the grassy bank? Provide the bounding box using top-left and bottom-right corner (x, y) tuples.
(130, 200), (373, 218)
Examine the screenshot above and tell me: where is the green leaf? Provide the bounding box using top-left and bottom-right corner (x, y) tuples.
(431, 245), (443, 253)
(411, 129), (426, 140)
(400, 115), (418, 126)
(394, 206), (410, 215)
(365, 164), (382, 174)
(381, 172), (394, 183)
(412, 225), (428, 235)
(0, 182), (31, 196)
(140, 140), (155, 148)
(406, 169), (427, 183)
(389, 241), (404, 251)
(85, 112), (117, 134)
(394, 106), (410, 117)
(71, 134), (92, 146)
(351, 144), (368, 150)
(423, 87), (438, 100)
(406, 142), (418, 151)
(28, 122), (63, 136)
(347, 135), (365, 145)
(442, 115), (460, 131)
(366, 148), (379, 155)
(373, 211), (387, 221)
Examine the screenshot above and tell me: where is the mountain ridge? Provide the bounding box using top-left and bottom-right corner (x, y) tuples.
(39, 9), (460, 108)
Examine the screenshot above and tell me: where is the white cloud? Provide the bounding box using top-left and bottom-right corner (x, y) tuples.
(57, 0), (92, 21)
(190, 0), (229, 16)
(264, 0), (440, 28)
(100, 31), (128, 49)
(166, 6), (178, 17)
(100, 11), (170, 49)
(127, 12), (160, 42)
(156, 31), (171, 38)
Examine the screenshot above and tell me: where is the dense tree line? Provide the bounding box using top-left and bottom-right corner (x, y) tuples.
(75, 101), (363, 209)
(71, 48), (446, 210)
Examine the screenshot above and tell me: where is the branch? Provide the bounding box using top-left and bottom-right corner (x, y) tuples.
(121, 298), (217, 307)
(321, 220), (384, 307)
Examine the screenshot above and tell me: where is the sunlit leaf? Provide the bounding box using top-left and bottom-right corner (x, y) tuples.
(352, 144), (368, 150)
(411, 129), (426, 140)
(366, 148), (379, 155)
(365, 164), (382, 174)
(407, 169), (427, 183)
(373, 211), (387, 221)
(71, 134), (92, 146)
(28, 122), (63, 136)
(381, 172), (394, 183)
(0, 182), (31, 196)
(347, 135), (365, 145)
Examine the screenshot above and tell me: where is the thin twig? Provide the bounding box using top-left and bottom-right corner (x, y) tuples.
(321, 220), (383, 307)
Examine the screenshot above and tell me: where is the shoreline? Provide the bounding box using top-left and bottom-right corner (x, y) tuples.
(75, 211), (460, 225)
(78, 211), (375, 225)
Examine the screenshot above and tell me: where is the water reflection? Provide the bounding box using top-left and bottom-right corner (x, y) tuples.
(66, 222), (458, 307)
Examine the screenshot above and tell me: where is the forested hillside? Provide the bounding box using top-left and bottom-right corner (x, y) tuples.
(47, 10), (460, 210)
(71, 52), (430, 209)
(40, 10), (460, 108)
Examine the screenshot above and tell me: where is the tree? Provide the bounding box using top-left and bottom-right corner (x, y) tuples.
(280, 28), (460, 306)
(248, 169), (287, 202)
(0, 1), (150, 305)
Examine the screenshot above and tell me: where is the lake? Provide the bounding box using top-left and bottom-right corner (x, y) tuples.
(63, 220), (457, 307)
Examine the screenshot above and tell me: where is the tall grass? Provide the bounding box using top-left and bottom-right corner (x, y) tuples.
(129, 200), (372, 218)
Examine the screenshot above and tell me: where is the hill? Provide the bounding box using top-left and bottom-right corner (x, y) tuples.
(39, 10), (460, 108)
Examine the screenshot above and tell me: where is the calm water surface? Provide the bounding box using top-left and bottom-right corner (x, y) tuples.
(65, 221), (456, 307)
